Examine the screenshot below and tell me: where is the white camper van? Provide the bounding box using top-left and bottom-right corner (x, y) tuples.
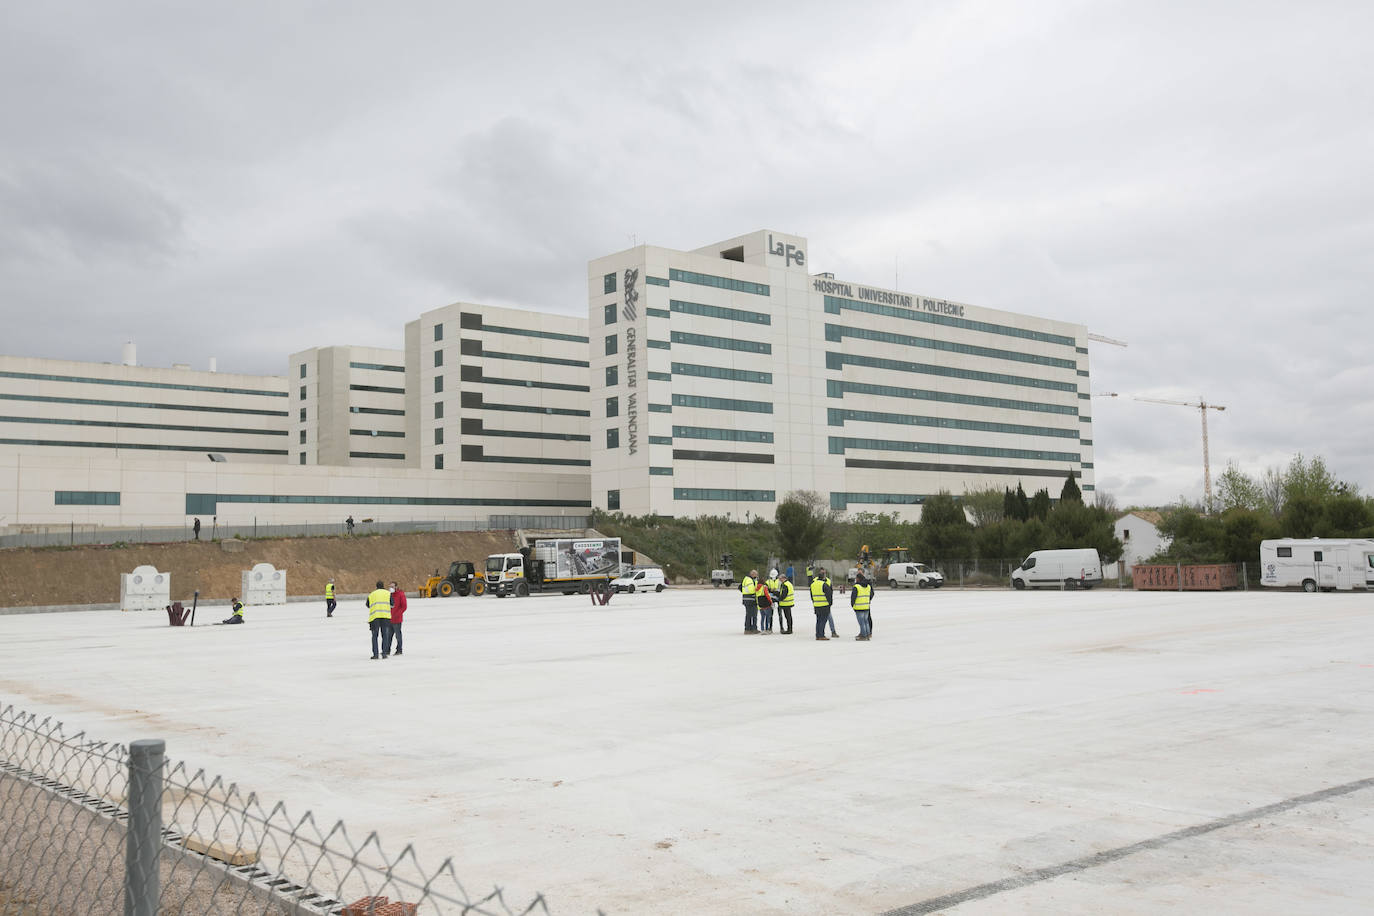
(1011, 548), (1103, 590)
(1259, 538), (1374, 592)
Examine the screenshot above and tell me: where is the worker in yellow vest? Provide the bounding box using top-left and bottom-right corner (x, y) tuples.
(851, 572), (874, 641)
(740, 569), (759, 633)
(777, 574), (796, 634)
(325, 579), (336, 618)
(367, 580), (393, 659)
(810, 569), (834, 640)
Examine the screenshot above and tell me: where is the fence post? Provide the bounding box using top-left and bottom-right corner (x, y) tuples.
(1176, 563), (1183, 592)
(126, 738), (165, 916)
(1243, 561), (1248, 591)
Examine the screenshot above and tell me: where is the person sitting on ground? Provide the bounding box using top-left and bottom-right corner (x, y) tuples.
(222, 598), (245, 625)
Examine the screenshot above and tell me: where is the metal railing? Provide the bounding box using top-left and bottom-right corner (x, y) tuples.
(0, 516), (591, 550)
(0, 705), (582, 915)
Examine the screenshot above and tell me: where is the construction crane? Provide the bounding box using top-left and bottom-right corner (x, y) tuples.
(1095, 393), (1227, 511)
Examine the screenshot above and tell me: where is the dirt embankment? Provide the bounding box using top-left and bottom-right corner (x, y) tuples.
(0, 531), (520, 608)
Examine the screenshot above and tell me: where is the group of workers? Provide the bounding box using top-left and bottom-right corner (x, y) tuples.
(362, 580), (408, 659)
(739, 566), (873, 641)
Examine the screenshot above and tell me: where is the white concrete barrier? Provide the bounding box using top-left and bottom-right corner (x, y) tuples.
(121, 565), (170, 612)
(241, 563), (286, 606)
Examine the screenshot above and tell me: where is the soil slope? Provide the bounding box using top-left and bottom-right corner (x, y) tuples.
(0, 531), (520, 608)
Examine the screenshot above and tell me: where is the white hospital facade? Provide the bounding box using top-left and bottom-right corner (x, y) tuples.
(0, 230), (1094, 530)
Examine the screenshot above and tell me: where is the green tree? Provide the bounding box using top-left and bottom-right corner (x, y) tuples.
(1216, 462), (1264, 513)
(1045, 501), (1122, 562)
(1152, 507), (1225, 563)
(1029, 487), (1052, 521)
(1279, 495), (1324, 538)
(1059, 473), (1082, 504)
(917, 491), (974, 560)
(1014, 482), (1031, 521)
(1283, 454), (1339, 505)
(1220, 508), (1278, 564)
(962, 485), (1006, 527)
(975, 519), (1018, 561)
(775, 493), (828, 565)
(1321, 494), (1372, 536)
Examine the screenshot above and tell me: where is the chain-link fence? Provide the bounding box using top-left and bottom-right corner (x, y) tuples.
(0, 705), (575, 915)
(0, 516), (591, 550)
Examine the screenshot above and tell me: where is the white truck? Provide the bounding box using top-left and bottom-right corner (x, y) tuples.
(1260, 538), (1374, 592)
(483, 537), (623, 597)
(886, 562), (945, 589)
(1011, 548), (1103, 590)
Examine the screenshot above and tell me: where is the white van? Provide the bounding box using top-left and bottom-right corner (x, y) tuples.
(610, 567), (667, 593)
(1011, 548), (1103, 590)
(1260, 538), (1374, 592)
(887, 562), (945, 589)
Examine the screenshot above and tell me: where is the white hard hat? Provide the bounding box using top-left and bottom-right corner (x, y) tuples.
(769, 568), (778, 578)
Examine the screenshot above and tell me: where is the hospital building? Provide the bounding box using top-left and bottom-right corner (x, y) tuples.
(0, 229), (1094, 531)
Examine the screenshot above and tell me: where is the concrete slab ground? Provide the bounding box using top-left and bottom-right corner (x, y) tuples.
(1, 587), (1371, 914)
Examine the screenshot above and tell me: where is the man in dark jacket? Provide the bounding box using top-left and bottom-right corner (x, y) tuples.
(810, 569), (834, 640)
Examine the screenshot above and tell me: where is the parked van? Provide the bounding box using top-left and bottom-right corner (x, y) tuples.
(610, 567), (667, 593)
(1260, 538), (1374, 592)
(887, 562), (945, 589)
(1011, 548), (1103, 590)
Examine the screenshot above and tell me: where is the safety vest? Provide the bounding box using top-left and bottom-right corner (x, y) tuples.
(805, 566), (814, 581)
(765, 577), (780, 596)
(231, 601), (244, 618)
(325, 583), (334, 598)
(367, 588), (392, 622)
(740, 576), (756, 598)
(779, 581), (795, 607)
(810, 578), (830, 608)
(853, 583), (872, 611)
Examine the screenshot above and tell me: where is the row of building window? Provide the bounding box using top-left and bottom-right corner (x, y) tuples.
(672, 393), (773, 414)
(186, 492), (591, 515)
(647, 277), (670, 287)
(668, 268), (770, 297)
(1, 414), (285, 437)
(480, 323), (589, 344)
(648, 435), (672, 445)
(484, 350), (590, 369)
(672, 362), (771, 385)
(648, 371), (672, 381)
(351, 406), (405, 416)
(825, 408), (1079, 440)
(0, 370), (287, 398)
(1, 438), (285, 456)
(829, 492), (925, 510)
(55, 490), (120, 505)
(673, 425), (774, 443)
(349, 429), (404, 437)
(349, 384), (405, 395)
(458, 392), (590, 417)
(825, 324), (1077, 371)
(826, 379), (1078, 416)
(0, 391), (291, 418)
(670, 299), (771, 325)
(348, 362), (405, 373)
(844, 456), (1083, 479)
(823, 296), (1078, 348)
(672, 488), (776, 501)
(644, 307), (671, 319)
(349, 451), (405, 460)
(827, 352), (1079, 394)
(650, 467), (673, 475)
(829, 436), (1080, 463)
(670, 331), (770, 354)
(648, 340), (671, 350)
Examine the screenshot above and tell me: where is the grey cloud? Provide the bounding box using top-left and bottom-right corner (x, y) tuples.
(0, 159), (184, 264)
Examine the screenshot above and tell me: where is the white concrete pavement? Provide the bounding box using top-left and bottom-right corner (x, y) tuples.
(1, 586), (1372, 914)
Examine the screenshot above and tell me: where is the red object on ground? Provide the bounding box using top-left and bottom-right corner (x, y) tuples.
(342, 897), (389, 916)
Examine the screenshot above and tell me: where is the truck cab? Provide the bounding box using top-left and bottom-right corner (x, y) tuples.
(484, 552), (530, 597)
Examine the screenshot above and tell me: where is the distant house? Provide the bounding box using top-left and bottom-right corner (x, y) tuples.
(1109, 510), (1170, 579)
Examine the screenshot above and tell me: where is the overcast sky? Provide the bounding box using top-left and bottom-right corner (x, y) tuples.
(2, 0), (1370, 508)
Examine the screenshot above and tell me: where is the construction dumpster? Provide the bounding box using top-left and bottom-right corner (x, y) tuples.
(1133, 563), (1240, 591)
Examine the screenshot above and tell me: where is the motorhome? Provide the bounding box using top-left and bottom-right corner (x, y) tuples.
(1011, 548), (1103, 590)
(1259, 538), (1374, 592)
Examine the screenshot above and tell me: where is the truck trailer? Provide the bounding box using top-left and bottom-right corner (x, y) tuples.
(483, 537), (624, 597)
(1260, 538), (1374, 592)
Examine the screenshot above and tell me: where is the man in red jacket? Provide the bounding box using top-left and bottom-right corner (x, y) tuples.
(389, 582), (408, 656)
